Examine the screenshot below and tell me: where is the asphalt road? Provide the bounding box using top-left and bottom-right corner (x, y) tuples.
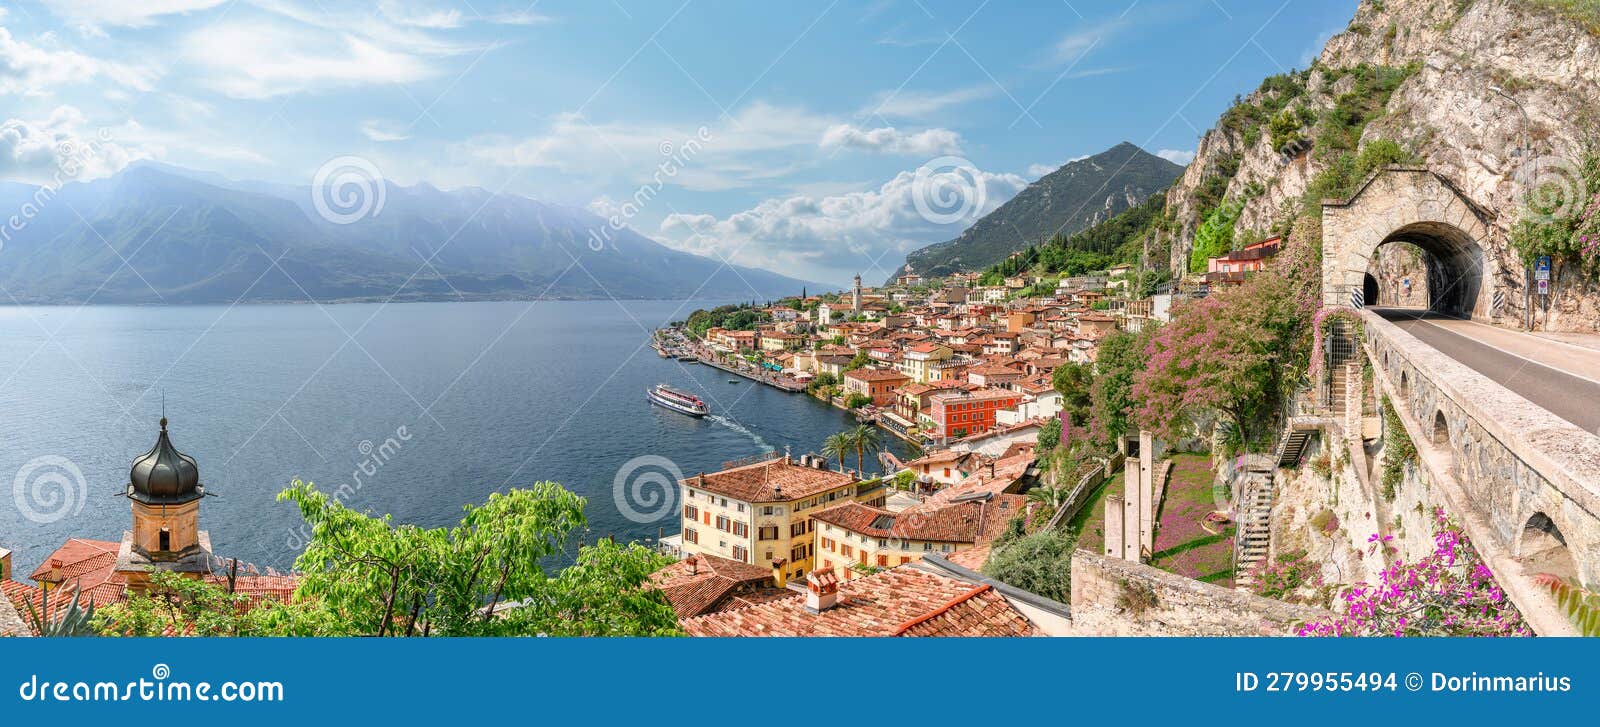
(1375, 308), (1600, 434)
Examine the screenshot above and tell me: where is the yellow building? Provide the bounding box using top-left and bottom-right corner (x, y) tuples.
(898, 342), (952, 383)
(810, 492), (1025, 582)
(679, 454), (885, 582)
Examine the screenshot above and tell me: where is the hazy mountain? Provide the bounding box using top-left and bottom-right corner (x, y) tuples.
(0, 164), (820, 304)
(895, 142), (1183, 280)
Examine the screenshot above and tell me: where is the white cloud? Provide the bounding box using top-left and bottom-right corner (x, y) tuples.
(1045, 18), (1125, 66)
(819, 124), (964, 156)
(41, 0), (228, 31)
(1026, 154), (1090, 178)
(0, 27), (157, 95)
(182, 20), (438, 98)
(656, 163), (1028, 284)
(361, 120), (413, 142)
(1157, 148), (1195, 165)
(0, 106), (150, 185)
(377, 0), (464, 29)
(462, 102), (832, 191)
(865, 85), (995, 119)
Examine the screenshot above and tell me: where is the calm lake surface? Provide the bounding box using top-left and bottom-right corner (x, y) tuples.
(0, 301), (907, 576)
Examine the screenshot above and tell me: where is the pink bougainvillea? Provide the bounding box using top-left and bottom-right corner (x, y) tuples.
(1298, 509), (1531, 637)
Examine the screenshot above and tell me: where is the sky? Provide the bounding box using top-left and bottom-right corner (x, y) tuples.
(0, 0), (1359, 287)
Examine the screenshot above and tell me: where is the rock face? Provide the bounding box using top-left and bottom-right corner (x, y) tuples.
(1164, 0), (1600, 329)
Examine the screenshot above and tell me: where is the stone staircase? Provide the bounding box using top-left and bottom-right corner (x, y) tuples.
(1232, 465), (1276, 589)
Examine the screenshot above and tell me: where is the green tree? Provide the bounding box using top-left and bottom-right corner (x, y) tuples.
(850, 424), (883, 475)
(983, 528), (1076, 602)
(1051, 362), (1093, 427)
(844, 350), (872, 371)
(822, 432), (853, 472)
(1089, 330), (1145, 448)
(94, 570), (342, 637)
(1037, 418), (1062, 450)
(279, 479), (675, 636)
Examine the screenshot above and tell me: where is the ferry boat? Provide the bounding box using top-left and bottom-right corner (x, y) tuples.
(647, 384), (710, 417)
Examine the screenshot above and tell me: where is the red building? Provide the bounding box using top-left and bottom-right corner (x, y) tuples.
(1205, 236), (1281, 285)
(928, 387), (1021, 439)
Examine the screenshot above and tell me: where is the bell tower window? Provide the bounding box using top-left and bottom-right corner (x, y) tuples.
(159, 528), (171, 552)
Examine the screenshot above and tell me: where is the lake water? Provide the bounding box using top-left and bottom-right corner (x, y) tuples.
(0, 301), (907, 577)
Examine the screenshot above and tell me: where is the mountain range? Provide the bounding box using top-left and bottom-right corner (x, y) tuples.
(894, 142), (1183, 281)
(0, 163), (819, 305)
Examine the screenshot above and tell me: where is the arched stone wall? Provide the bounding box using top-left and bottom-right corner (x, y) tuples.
(1364, 314), (1600, 591)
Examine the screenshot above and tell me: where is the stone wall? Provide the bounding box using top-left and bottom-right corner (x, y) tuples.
(1066, 550), (1334, 636)
(1364, 309), (1600, 634)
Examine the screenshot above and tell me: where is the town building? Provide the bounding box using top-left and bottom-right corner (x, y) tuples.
(842, 367), (911, 407)
(928, 387), (1022, 439)
(810, 492), (1026, 580)
(677, 453), (883, 582)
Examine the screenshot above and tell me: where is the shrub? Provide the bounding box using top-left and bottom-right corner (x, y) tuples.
(982, 528), (1076, 602)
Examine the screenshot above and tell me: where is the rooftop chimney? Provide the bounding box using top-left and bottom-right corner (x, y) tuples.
(805, 568), (840, 613)
(685, 554), (699, 576)
(49, 558), (62, 583)
(770, 558), (789, 589)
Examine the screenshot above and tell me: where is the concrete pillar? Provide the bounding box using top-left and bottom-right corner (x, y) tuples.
(1123, 495), (1142, 562)
(1139, 430), (1155, 552)
(1104, 496), (1125, 558)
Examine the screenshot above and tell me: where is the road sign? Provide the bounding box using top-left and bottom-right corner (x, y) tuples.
(1538, 279), (1549, 296)
(1536, 255), (1552, 281)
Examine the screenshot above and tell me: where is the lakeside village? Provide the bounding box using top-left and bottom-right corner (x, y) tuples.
(0, 237), (1545, 638)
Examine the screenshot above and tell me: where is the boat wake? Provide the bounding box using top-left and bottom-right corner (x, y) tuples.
(707, 414), (772, 452)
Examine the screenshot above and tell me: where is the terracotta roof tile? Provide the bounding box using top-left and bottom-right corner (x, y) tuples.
(682, 457), (856, 503)
(681, 566), (1035, 637)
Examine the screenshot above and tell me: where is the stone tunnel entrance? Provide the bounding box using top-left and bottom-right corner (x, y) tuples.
(1375, 224), (1483, 318)
(1323, 167), (1499, 321)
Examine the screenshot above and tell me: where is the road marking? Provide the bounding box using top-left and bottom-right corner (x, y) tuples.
(1404, 317), (1600, 389)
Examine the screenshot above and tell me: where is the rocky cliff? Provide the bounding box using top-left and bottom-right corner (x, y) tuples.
(1164, 0), (1600, 328)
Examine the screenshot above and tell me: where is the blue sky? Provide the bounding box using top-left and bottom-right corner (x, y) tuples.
(0, 0), (1357, 286)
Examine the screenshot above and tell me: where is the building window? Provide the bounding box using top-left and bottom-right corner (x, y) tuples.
(791, 522), (807, 538)
(758, 525), (779, 541)
(732, 545), (748, 562)
(736, 503), (745, 513)
(762, 506), (775, 516)
(684, 528), (698, 544)
(877, 555), (888, 567)
(923, 543), (933, 551)
(684, 505), (698, 521)
(716, 515), (730, 532)
(733, 522), (748, 538)
(841, 545), (853, 558)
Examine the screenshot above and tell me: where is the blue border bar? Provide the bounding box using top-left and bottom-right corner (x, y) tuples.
(1, 637), (1594, 722)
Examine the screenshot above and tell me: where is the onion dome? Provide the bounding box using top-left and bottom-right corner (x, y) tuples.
(127, 417), (202, 504)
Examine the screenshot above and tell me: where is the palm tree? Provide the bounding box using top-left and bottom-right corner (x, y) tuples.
(1027, 485), (1072, 511)
(822, 432), (852, 472)
(851, 424), (882, 475)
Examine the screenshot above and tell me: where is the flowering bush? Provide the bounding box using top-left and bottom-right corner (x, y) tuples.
(1252, 549), (1322, 601)
(1298, 509), (1530, 637)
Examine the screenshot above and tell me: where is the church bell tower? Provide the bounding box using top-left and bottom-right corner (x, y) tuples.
(116, 417), (213, 589)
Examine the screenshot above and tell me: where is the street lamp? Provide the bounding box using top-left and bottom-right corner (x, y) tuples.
(1490, 85), (1535, 330)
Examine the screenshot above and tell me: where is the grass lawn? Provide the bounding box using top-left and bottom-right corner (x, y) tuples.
(1149, 454), (1235, 586)
(1067, 469), (1124, 555)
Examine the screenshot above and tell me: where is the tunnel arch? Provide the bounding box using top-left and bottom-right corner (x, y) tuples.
(1322, 167), (1500, 320)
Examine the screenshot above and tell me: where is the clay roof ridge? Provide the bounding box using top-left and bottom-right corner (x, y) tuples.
(890, 584), (994, 635)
